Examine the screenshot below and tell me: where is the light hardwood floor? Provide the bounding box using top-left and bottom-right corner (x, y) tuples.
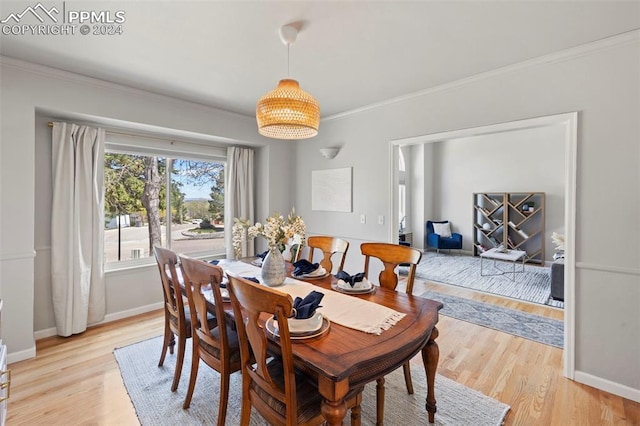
(7, 279), (639, 425)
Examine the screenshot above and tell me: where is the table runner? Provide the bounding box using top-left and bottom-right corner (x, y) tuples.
(221, 260), (405, 335)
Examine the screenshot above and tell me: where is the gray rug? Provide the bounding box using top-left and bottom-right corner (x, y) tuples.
(114, 336), (510, 426)
(408, 252), (564, 308)
(421, 290), (564, 348)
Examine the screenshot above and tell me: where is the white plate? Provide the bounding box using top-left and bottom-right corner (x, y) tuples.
(220, 288), (230, 300)
(265, 315), (330, 340)
(202, 288), (230, 302)
(288, 312), (323, 333)
(293, 266), (326, 279)
(337, 278), (372, 293)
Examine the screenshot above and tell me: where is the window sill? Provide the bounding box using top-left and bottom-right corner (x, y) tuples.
(105, 251), (225, 275)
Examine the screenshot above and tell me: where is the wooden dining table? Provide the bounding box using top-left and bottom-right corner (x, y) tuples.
(196, 259), (443, 425)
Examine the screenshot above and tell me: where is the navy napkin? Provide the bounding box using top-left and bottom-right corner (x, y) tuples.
(256, 250), (269, 259)
(209, 259), (220, 265)
(292, 290), (324, 319)
(243, 276), (260, 284)
(292, 259), (319, 276)
(335, 271), (365, 288)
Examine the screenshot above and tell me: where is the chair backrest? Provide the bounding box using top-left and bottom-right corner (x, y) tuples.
(306, 235), (350, 273)
(179, 256), (228, 355)
(154, 246), (185, 326)
(227, 274), (299, 425)
(360, 242), (423, 294)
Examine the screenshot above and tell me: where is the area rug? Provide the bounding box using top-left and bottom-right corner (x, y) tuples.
(408, 252), (564, 308)
(421, 290), (564, 348)
(114, 336), (510, 426)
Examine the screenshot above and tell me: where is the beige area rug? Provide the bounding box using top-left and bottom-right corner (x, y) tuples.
(115, 336), (510, 425)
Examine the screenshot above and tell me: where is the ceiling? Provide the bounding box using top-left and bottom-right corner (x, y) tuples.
(1, 1), (639, 119)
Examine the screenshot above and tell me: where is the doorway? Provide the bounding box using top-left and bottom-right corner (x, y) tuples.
(389, 112), (577, 378)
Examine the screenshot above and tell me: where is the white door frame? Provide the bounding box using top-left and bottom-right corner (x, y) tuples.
(388, 111), (577, 378)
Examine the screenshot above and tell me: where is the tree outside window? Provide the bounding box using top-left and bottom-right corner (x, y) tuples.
(104, 152), (225, 264)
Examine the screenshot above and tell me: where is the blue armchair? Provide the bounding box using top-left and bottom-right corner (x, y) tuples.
(426, 220), (463, 253)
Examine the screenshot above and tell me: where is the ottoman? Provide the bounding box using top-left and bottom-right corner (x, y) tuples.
(550, 259), (564, 301)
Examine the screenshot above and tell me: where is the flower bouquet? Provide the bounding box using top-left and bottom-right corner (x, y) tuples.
(232, 209), (305, 287)
(232, 208), (306, 257)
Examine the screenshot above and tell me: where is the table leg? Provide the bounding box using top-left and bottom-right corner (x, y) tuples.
(319, 376), (349, 426)
(421, 326), (439, 423)
(321, 399), (347, 426)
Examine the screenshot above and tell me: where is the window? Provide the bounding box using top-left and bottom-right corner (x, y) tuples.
(104, 151), (225, 265)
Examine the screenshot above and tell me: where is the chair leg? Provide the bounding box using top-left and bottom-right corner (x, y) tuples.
(169, 333), (176, 355)
(239, 391), (252, 426)
(402, 361), (414, 394)
(216, 370), (231, 426)
(376, 377), (385, 426)
(172, 333), (187, 392)
(351, 392), (362, 426)
(158, 319), (171, 367)
(182, 340), (199, 407)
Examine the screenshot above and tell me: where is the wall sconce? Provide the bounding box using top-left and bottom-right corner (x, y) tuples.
(319, 147), (340, 159)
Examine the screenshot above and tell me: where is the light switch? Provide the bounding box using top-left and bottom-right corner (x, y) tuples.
(360, 214), (366, 224)
(378, 215), (385, 225)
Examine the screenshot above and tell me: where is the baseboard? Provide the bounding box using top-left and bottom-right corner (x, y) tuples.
(574, 370), (640, 403)
(7, 346), (36, 364)
(101, 302), (164, 324)
(33, 302), (164, 341)
(423, 249), (473, 256)
(34, 327), (58, 340)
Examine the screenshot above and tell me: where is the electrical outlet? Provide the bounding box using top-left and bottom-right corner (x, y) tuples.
(378, 215), (385, 225)
(360, 214), (366, 224)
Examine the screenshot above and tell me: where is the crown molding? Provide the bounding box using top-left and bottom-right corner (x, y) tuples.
(0, 55), (255, 121)
(3, 28), (638, 124)
(322, 29), (640, 122)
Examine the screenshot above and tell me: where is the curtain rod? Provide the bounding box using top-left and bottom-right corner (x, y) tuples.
(47, 121), (236, 150)
(48, 121), (170, 141)
(48, 121), (193, 145)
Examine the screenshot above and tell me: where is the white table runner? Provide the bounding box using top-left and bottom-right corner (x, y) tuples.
(221, 260), (405, 335)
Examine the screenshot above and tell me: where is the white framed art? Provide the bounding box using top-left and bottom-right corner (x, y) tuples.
(311, 167), (352, 212)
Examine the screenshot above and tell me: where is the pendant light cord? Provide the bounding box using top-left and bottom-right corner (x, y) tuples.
(287, 43), (290, 78)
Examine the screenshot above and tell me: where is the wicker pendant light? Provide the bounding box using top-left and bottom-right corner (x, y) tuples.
(256, 25), (319, 140)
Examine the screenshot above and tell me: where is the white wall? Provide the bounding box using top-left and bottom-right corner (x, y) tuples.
(0, 57), (295, 361)
(1, 33), (638, 402)
(409, 125), (565, 260)
(294, 36), (640, 398)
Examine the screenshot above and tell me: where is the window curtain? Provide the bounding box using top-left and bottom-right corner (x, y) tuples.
(51, 122), (106, 336)
(224, 147), (254, 258)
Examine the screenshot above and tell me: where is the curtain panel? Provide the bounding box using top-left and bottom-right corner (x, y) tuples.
(51, 122), (106, 336)
(224, 147), (255, 258)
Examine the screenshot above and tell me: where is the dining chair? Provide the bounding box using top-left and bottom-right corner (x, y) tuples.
(226, 274), (364, 426)
(179, 256), (242, 422)
(154, 246), (199, 393)
(360, 242), (423, 425)
(306, 235), (350, 274)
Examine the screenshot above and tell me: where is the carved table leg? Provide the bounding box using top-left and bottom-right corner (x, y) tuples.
(319, 377), (349, 426)
(421, 326), (440, 423)
(321, 398), (347, 426)
(376, 377), (385, 426)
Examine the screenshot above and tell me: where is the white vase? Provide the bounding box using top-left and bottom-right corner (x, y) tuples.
(261, 247), (286, 287)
